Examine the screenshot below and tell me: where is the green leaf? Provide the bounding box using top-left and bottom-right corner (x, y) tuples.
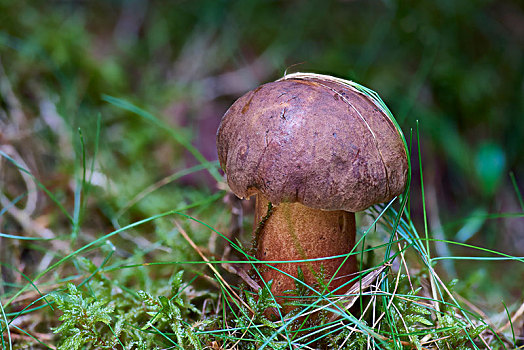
(474, 142), (506, 196)
(170, 270), (185, 295)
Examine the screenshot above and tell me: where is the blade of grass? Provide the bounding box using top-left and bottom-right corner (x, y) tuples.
(71, 128), (87, 246)
(0, 150), (73, 223)
(3, 193), (226, 309)
(509, 171), (524, 211)
(502, 301), (516, 346)
(174, 220), (254, 314)
(426, 238), (524, 263)
(0, 262), (54, 317)
(499, 301), (524, 333)
(416, 120), (443, 324)
(85, 114), (102, 207)
(0, 233), (54, 241)
(0, 298), (12, 350)
(417, 121), (430, 257)
(114, 162), (214, 220)
(9, 325), (54, 349)
(102, 95), (222, 183)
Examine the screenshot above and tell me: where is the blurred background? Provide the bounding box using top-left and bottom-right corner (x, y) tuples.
(1, 0), (523, 312)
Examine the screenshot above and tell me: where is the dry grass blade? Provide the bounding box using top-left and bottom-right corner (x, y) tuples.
(1, 278), (82, 309)
(220, 262), (260, 292)
(6, 332), (55, 348)
(174, 220), (255, 314)
(328, 264), (388, 322)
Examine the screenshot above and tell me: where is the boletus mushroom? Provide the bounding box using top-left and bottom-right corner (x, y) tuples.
(216, 72), (408, 311)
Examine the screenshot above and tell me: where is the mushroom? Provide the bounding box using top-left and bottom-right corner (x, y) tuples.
(216, 72), (408, 310)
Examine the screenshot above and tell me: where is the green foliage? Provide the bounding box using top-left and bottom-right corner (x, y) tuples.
(433, 314), (488, 350)
(474, 142), (506, 197)
(52, 283), (116, 350)
(137, 271), (203, 349)
(244, 280), (281, 319)
(291, 266), (309, 298)
(50, 268), (215, 349)
(327, 323), (369, 350)
(310, 272), (494, 349)
(384, 286), (434, 349)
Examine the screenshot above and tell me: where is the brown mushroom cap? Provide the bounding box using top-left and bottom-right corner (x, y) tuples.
(216, 73), (409, 212)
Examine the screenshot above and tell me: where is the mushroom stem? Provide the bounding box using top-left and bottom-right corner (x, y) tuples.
(254, 195), (356, 308)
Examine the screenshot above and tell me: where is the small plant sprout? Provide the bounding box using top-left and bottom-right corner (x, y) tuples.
(216, 72), (409, 312)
